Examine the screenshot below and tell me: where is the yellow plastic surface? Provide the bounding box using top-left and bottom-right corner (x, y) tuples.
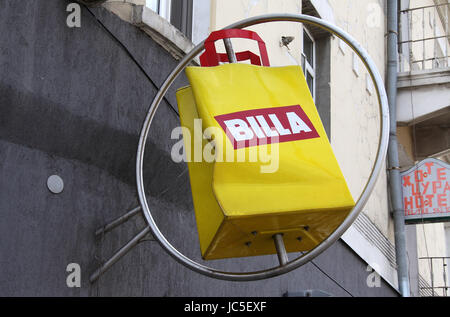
(176, 64), (355, 260)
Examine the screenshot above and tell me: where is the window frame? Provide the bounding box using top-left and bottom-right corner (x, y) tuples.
(301, 27), (316, 101)
(159, 0), (172, 21)
(147, 0), (193, 40)
(147, 0), (171, 21)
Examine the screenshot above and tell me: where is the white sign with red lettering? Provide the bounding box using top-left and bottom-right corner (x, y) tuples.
(401, 158), (450, 224)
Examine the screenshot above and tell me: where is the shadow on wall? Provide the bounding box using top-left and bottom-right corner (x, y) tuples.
(0, 83), (189, 204)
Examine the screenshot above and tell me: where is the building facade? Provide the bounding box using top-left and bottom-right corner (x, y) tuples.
(0, 0), (448, 296)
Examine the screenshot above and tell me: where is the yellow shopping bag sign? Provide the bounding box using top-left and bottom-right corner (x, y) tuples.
(176, 33), (354, 260)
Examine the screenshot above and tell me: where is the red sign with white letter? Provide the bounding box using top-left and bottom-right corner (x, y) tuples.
(214, 105), (320, 149)
(401, 158), (450, 224)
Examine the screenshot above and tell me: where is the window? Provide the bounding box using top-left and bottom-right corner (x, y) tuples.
(301, 0), (331, 138)
(301, 29), (315, 100)
(146, 0), (193, 40)
(147, 0), (170, 20)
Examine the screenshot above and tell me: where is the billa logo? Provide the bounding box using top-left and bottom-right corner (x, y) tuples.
(214, 105), (320, 149)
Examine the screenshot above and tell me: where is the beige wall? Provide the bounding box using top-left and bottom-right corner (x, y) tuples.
(398, 126), (415, 161)
(327, 0), (392, 238)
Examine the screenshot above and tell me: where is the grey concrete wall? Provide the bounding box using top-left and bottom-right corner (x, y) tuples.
(0, 0), (398, 297)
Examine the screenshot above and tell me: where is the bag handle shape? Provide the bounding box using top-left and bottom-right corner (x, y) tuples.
(214, 50), (264, 66)
(199, 29), (271, 67)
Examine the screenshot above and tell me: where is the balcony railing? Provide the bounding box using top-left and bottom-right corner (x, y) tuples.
(399, 2), (449, 72)
(419, 256), (449, 297)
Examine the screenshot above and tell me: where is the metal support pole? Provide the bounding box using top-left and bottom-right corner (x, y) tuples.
(273, 234), (289, 266)
(95, 206), (142, 236)
(223, 38), (237, 63)
(422, 8), (426, 69)
(225, 36), (289, 267)
(225, 35), (289, 267)
(90, 226), (151, 283)
(430, 258), (434, 296)
(443, 258), (448, 296)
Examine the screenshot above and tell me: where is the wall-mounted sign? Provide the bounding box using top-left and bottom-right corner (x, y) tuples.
(401, 158), (450, 224)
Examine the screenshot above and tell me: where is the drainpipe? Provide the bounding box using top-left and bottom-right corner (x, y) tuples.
(386, 0), (410, 297)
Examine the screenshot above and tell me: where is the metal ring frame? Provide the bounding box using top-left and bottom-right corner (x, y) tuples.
(136, 14), (390, 281)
